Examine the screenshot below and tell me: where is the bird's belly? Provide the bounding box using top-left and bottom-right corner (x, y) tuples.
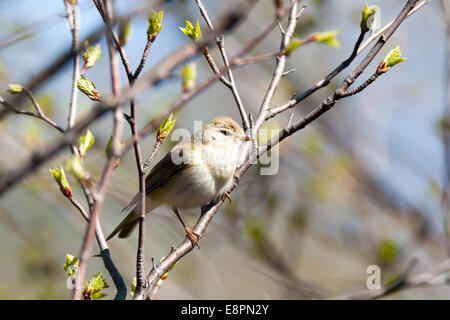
(149, 164), (230, 209)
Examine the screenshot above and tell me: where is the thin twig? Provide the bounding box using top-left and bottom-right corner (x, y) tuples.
(69, 196), (90, 221)
(195, 0), (249, 130)
(142, 140), (163, 174)
(0, 94), (64, 132)
(73, 0), (124, 300)
(336, 63), (388, 98)
(266, 14), (367, 119)
(22, 87), (44, 117)
(63, 0), (80, 130)
(133, 37), (153, 81)
(217, 35), (249, 130)
(194, 0), (232, 87)
(201, 45), (231, 87)
(134, 138), (164, 296)
(253, 0), (302, 131)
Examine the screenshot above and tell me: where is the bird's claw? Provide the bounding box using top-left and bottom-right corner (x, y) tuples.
(222, 191), (232, 203)
(184, 226), (201, 249)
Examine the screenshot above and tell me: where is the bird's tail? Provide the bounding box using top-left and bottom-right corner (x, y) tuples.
(106, 208), (139, 240)
(106, 193), (161, 241)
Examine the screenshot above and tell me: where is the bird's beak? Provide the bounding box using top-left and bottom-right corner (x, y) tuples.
(231, 131), (252, 141)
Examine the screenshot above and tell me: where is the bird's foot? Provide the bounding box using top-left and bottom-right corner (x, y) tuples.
(222, 191), (232, 203)
(184, 226), (201, 249)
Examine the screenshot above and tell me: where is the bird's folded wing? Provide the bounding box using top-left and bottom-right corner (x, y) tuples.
(145, 149), (189, 195)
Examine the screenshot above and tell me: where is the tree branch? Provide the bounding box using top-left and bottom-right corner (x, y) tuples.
(253, 0), (303, 131)
(265, 0), (430, 120)
(73, 0), (125, 300)
(0, 94), (64, 132)
(63, 0), (80, 130)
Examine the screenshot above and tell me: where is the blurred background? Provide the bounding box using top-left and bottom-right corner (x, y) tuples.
(0, 0), (448, 299)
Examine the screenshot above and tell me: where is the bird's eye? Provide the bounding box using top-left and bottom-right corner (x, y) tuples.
(220, 130), (230, 136)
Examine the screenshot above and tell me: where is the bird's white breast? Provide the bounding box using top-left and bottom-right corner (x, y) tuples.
(148, 138), (240, 209)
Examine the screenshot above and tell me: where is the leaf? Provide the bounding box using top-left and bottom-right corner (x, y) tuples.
(91, 292), (107, 300)
(284, 38), (302, 56)
(86, 272), (109, 293)
(361, 4), (378, 31)
(314, 30), (340, 48)
(82, 43), (101, 69)
(181, 63), (196, 93)
(77, 76), (102, 101)
(49, 167), (72, 198)
(383, 46), (406, 68)
(158, 113), (176, 141)
(147, 9), (164, 39)
(179, 20), (202, 42)
(62, 254), (79, 277)
(65, 155), (87, 181)
(84, 272), (109, 300)
(119, 19), (132, 46)
(78, 129), (95, 160)
(7, 83), (23, 94)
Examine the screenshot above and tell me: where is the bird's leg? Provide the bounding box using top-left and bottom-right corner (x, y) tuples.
(173, 209), (201, 248)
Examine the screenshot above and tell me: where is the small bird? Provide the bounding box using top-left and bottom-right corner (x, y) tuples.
(106, 116), (249, 246)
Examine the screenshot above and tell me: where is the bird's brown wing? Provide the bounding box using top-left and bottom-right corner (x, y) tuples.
(121, 146), (189, 213)
(145, 148), (188, 195)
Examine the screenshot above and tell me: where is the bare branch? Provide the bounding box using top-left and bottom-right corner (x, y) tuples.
(133, 38), (153, 81)
(253, 0), (302, 131)
(217, 35), (249, 131)
(194, 0), (233, 87)
(0, 94), (64, 133)
(22, 87), (44, 117)
(200, 45), (232, 87)
(63, 0), (80, 130)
